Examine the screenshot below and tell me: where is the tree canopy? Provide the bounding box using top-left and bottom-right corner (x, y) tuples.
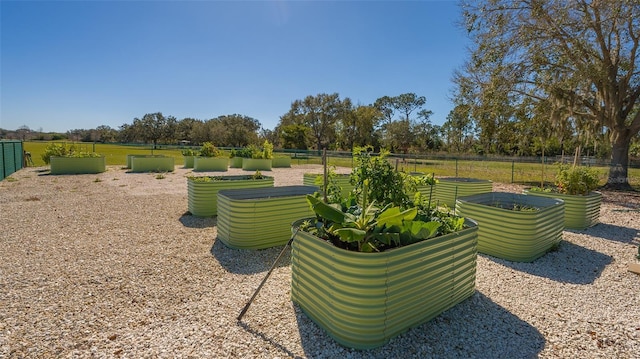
(457, 0), (640, 189)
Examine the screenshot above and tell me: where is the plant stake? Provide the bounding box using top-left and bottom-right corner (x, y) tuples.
(237, 228), (299, 322)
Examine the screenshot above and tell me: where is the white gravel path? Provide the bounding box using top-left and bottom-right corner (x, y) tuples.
(1, 165), (639, 358)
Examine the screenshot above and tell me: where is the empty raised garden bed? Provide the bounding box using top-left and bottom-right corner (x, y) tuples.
(187, 175), (274, 217)
(524, 190), (601, 230)
(216, 185), (317, 249)
(456, 192), (564, 262)
(129, 155), (175, 172)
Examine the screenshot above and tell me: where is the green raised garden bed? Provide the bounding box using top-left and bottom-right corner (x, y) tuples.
(241, 158), (272, 171)
(524, 190), (601, 230)
(187, 175), (274, 217)
(183, 155), (195, 168)
(130, 155), (175, 172)
(193, 157), (229, 171)
(434, 177), (493, 208)
(50, 156), (106, 175)
(271, 156), (292, 168)
(302, 173), (353, 197)
(456, 192), (564, 262)
(216, 186), (317, 249)
(290, 218), (478, 349)
(230, 157), (244, 168)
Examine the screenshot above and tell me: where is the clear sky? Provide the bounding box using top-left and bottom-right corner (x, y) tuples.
(1, 0), (469, 133)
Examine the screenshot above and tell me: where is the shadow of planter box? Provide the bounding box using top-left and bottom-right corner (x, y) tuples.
(183, 155), (195, 168)
(271, 156), (292, 168)
(435, 177), (493, 208)
(523, 190), (601, 230)
(291, 218), (478, 349)
(230, 157), (244, 168)
(187, 175), (274, 217)
(130, 156), (175, 172)
(50, 156), (106, 175)
(194, 157), (229, 171)
(242, 158), (272, 171)
(456, 192), (564, 262)
(302, 173), (353, 197)
(217, 186), (317, 249)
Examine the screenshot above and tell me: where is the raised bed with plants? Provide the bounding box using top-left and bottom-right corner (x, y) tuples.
(42, 143), (106, 175)
(525, 164), (601, 230)
(193, 142), (228, 171)
(242, 140), (274, 171)
(187, 173), (274, 217)
(290, 147), (478, 349)
(216, 185), (317, 249)
(434, 177), (493, 208)
(456, 192), (564, 262)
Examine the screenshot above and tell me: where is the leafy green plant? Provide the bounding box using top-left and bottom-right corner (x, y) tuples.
(311, 166), (345, 204)
(304, 182), (441, 252)
(555, 164), (600, 195)
(155, 173), (166, 180)
(199, 142), (222, 157)
(248, 140), (274, 159)
(530, 164), (600, 195)
(187, 174), (270, 183)
(230, 147), (254, 158)
(350, 146), (411, 208)
(41, 143), (101, 164)
(181, 148), (199, 156)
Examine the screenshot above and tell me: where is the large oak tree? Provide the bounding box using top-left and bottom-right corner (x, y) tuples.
(458, 0), (640, 189)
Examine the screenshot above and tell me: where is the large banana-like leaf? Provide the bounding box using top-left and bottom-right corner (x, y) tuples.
(376, 207), (417, 228)
(335, 227), (367, 242)
(306, 194), (345, 223)
(408, 220), (441, 239)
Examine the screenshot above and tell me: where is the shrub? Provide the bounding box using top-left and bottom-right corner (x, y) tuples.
(199, 142), (222, 157)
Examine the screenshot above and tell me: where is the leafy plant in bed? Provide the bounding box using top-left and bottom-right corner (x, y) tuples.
(290, 146), (478, 349)
(525, 164), (601, 229)
(186, 171), (273, 217)
(242, 140), (273, 171)
(43, 143), (106, 175)
(193, 142), (228, 171)
(181, 148), (200, 168)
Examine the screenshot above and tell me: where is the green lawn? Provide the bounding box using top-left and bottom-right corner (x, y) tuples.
(22, 141), (639, 189)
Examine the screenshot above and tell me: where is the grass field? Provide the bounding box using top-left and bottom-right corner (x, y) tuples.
(22, 141), (640, 189)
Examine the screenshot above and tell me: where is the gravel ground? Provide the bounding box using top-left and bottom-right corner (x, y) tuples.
(1, 164), (639, 358)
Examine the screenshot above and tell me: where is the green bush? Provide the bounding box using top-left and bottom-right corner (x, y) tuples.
(41, 143), (101, 164)
(199, 142), (222, 157)
(555, 164), (600, 195)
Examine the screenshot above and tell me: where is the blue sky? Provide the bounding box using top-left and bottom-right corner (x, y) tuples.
(1, 0), (469, 133)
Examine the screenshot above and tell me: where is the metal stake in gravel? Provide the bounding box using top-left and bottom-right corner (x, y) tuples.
(237, 228), (299, 322)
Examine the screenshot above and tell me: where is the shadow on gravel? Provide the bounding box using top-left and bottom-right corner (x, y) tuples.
(574, 223), (639, 243)
(485, 240), (612, 284)
(210, 239), (291, 275)
(238, 322), (304, 359)
(179, 212), (217, 228)
(292, 291), (544, 359)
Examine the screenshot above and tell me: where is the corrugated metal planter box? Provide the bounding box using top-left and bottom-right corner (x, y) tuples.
(242, 158), (272, 171)
(183, 155), (195, 168)
(302, 173), (353, 197)
(230, 157), (244, 168)
(126, 154), (153, 169)
(130, 155), (175, 172)
(217, 186), (316, 249)
(50, 156), (106, 175)
(193, 157), (228, 171)
(435, 177), (492, 208)
(271, 156), (292, 168)
(456, 192), (564, 262)
(291, 218), (478, 349)
(187, 175), (274, 217)
(524, 190), (601, 230)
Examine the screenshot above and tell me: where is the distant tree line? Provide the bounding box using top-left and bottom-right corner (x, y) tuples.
(2, 91), (638, 162)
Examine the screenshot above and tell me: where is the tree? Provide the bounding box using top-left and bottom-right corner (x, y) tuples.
(459, 0), (640, 189)
(283, 93), (343, 151)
